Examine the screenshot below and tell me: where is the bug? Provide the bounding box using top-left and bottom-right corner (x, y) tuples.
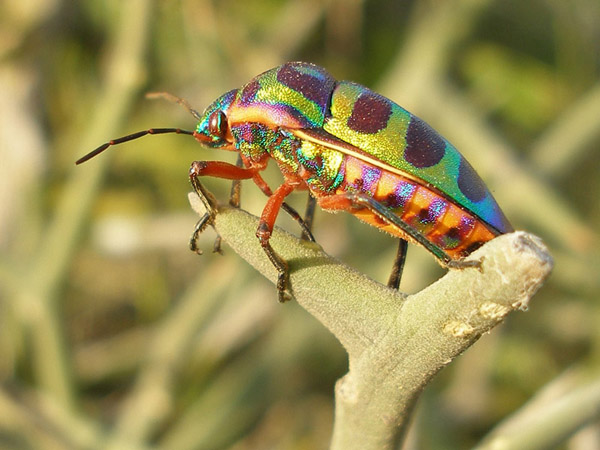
(77, 62), (513, 303)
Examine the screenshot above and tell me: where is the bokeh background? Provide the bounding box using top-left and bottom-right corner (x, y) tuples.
(1, 0), (599, 448)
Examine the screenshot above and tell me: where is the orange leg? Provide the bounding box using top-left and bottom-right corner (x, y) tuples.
(251, 171), (315, 242)
(190, 160), (262, 253)
(188, 161), (305, 302)
(190, 160), (314, 242)
(190, 160), (261, 180)
(256, 181), (298, 303)
(188, 161), (261, 253)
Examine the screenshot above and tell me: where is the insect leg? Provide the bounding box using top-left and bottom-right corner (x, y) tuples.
(229, 155), (243, 208)
(189, 212), (215, 254)
(256, 181), (298, 303)
(281, 203), (315, 242)
(301, 195), (317, 241)
(189, 160), (259, 253)
(249, 171), (315, 242)
(387, 239), (408, 290)
(209, 155), (245, 254)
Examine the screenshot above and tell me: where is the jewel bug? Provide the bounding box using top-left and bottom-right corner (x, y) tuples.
(77, 62), (513, 302)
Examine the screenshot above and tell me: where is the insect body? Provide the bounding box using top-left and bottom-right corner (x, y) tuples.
(77, 62), (512, 302)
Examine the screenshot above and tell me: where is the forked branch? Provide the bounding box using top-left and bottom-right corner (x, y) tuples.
(188, 193), (553, 450)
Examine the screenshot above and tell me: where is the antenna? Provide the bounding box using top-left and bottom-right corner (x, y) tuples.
(76, 92), (203, 165)
(75, 128), (195, 165)
(146, 92), (202, 120)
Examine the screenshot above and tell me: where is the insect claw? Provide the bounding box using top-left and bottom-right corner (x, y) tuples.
(258, 237), (293, 303)
(276, 269), (293, 303)
(213, 236), (224, 254)
(189, 211), (216, 255)
(278, 287), (293, 303)
(189, 164), (220, 218)
(189, 235), (203, 255)
(474, 257), (485, 273)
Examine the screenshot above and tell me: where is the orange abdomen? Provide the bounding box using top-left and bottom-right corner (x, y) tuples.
(337, 156), (499, 260)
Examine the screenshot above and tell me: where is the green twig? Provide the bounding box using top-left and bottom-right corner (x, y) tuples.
(189, 193), (553, 449)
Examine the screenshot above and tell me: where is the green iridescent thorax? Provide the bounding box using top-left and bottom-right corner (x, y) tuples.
(229, 122), (344, 194)
(230, 123), (300, 169)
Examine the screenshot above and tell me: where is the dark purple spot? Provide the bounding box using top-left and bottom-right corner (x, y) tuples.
(458, 216), (475, 239)
(404, 117), (446, 168)
(447, 227), (460, 240)
(277, 64), (334, 111)
(385, 182), (417, 209)
(385, 192), (400, 208)
(352, 178), (364, 190)
(457, 158), (487, 203)
(347, 93), (392, 134)
(418, 208), (431, 223)
(417, 200), (446, 225)
(458, 215), (476, 234)
(239, 80), (260, 105)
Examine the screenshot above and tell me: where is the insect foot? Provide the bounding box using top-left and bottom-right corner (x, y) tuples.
(256, 222), (293, 303)
(189, 162), (221, 255)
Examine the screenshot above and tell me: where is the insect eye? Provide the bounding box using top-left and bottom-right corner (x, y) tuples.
(208, 110), (228, 138)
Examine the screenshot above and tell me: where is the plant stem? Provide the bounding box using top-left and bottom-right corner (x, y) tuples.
(189, 194), (554, 450)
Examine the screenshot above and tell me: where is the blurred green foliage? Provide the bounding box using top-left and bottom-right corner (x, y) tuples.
(0, 0), (599, 448)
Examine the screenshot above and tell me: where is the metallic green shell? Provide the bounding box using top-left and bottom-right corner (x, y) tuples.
(323, 81), (511, 233)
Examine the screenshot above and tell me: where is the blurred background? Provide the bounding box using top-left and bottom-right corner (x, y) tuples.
(0, 0), (599, 448)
